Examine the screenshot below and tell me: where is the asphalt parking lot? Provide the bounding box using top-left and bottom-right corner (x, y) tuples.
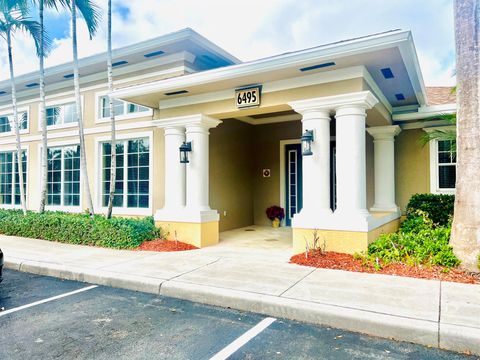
(0, 269), (476, 360)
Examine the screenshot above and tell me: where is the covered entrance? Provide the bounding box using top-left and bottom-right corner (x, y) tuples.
(207, 112), (304, 245)
(109, 30), (425, 254)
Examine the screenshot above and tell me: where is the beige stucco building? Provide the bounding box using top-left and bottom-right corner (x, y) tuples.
(0, 29), (456, 254)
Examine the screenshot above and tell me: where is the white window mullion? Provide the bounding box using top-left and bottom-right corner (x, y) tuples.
(123, 141), (128, 207)
(11, 153), (16, 204)
(60, 149), (65, 207)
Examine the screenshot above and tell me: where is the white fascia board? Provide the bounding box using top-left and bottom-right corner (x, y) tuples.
(158, 66), (366, 109)
(188, 30), (241, 64)
(0, 28), (195, 88)
(153, 114), (222, 129)
(393, 103), (456, 121)
(111, 30), (413, 100)
(156, 66), (392, 122)
(289, 90), (379, 112)
(423, 124), (456, 132)
(400, 119), (453, 130)
(0, 52), (192, 106)
(0, 65), (191, 111)
(397, 32), (428, 107)
(0, 28), (238, 99)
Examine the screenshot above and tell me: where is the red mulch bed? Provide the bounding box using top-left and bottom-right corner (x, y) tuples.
(135, 239), (198, 252)
(291, 251), (480, 285)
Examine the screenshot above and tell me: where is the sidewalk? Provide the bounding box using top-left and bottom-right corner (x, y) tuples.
(1, 234), (479, 356)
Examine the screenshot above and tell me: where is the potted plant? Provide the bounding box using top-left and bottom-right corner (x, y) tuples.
(266, 206), (285, 228)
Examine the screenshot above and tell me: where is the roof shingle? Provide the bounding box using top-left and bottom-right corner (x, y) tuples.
(426, 87), (456, 105)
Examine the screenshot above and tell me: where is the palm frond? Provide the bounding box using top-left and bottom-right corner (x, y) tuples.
(0, 2), (52, 56)
(40, 0), (70, 11)
(0, 0), (29, 15)
(18, 19), (51, 56)
(74, 0), (101, 39)
(420, 128), (457, 148)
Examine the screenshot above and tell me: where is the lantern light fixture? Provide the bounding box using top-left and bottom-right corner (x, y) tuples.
(179, 141), (192, 163)
(301, 130), (314, 156)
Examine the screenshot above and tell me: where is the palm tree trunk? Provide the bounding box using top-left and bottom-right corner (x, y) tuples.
(106, 0), (116, 219)
(450, 0), (480, 271)
(39, 0), (48, 213)
(7, 31), (27, 215)
(71, 0), (95, 215)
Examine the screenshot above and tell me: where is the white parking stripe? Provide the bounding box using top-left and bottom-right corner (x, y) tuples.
(209, 317), (276, 360)
(0, 285), (98, 317)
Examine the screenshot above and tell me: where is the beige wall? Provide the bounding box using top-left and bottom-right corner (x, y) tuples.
(395, 128), (430, 212)
(209, 119), (302, 230)
(0, 63), (180, 214)
(252, 121), (302, 226)
(210, 119), (254, 232)
(1, 61), (434, 225)
(158, 78), (365, 119)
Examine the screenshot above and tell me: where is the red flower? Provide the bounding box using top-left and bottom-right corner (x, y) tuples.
(266, 206), (285, 221)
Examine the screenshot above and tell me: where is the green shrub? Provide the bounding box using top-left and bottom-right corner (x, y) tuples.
(359, 209), (460, 269)
(0, 209), (161, 249)
(406, 193), (454, 226)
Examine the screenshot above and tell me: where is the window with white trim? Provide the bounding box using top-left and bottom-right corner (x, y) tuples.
(0, 112), (28, 133)
(46, 102), (77, 126)
(101, 138), (150, 208)
(437, 139), (456, 190)
(0, 150), (27, 205)
(47, 145), (81, 207)
(99, 96), (149, 119)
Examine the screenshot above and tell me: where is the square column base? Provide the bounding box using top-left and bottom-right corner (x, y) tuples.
(154, 209), (220, 248)
(155, 220), (219, 248)
(292, 218), (400, 255)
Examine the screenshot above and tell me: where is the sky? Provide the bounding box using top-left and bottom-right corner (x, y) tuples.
(0, 0), (456, 86)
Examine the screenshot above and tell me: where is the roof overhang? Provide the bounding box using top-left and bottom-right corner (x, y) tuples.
(393, 103), (456, 122)
(0, 28), (239, 105)
(112, 29), (428, 112)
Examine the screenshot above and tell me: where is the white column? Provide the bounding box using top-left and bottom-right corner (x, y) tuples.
(335, 93), (378, 221)
(288, 100), (332, 224)
(184, 115), (222, 219)
(302, 110), (332, 214)
(163, 126), (186, 211)
(154, 114), (221, 223)
(366, 125), (401, 212)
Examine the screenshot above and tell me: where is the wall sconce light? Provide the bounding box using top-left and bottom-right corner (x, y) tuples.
(301, 130), (314, 156)
(179, 141), (192, 163)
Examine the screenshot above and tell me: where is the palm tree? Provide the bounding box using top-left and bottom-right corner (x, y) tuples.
(450, 0), (480, 271)
(106, 0), (116, 219)
(36, 0), (67, 213)
(0, 0), (47, 215)
(70, 0), (100, 215)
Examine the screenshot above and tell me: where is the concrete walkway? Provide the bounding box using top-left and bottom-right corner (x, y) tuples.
(1, 234), (479, 356)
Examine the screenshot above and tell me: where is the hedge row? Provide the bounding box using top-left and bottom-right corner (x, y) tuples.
(406, 193), (454, 226)
(0, 209), (161, 249)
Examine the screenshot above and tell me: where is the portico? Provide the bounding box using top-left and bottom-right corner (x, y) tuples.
(144, 89), (402, 253)
(110, 29), (427, 254)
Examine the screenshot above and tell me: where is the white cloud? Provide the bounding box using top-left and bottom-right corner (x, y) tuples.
(0, 0), (456, 87)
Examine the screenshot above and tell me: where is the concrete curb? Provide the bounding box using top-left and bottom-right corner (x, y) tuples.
(4, 259), (480, 356)
(7, 259), (164, 295)
(160, 280), (439, 347)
